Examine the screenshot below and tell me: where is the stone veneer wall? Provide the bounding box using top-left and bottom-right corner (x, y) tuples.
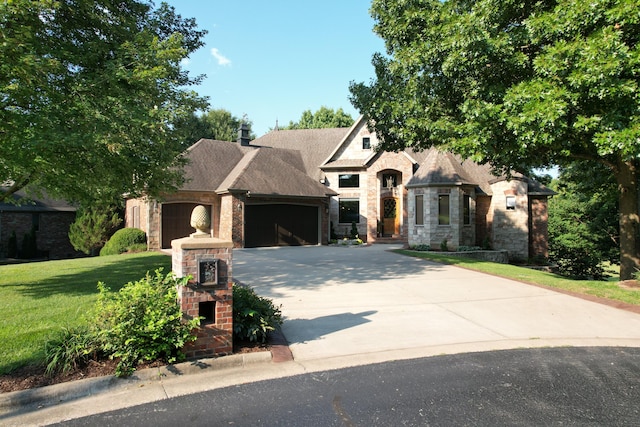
(171, 237), (233, 358)
(489, 179), (530, 260)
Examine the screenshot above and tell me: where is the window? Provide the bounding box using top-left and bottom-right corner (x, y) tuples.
(362, 137), (371, 150)
(463, 195), (471, 225)
(339, 174), (359, 188)
(415, 195), (424, 225)
(438, 194), (450, 225)
(506, 195), (516, 210)
(339, 199), (360, 223)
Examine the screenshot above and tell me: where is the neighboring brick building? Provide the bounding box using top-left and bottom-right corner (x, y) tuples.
(126, 116), (554, 261)
(0, 191), (81, 260)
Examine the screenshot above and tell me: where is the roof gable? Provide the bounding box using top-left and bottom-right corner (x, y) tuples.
(252, 128), (346, 180)
(182, 139), (249, 191)
(218, 147), (336, 197)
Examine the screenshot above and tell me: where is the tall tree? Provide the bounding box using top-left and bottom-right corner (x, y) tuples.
(285, 106), (354, 129)
(0, 0), (208, 206)
(175, 109), (255, 145)
(350, 0), (640, 280)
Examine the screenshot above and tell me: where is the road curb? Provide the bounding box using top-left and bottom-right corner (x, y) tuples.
(0, 350), (275, 414)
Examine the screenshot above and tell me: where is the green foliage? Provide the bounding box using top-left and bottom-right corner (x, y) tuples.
(20, 227), (38, 259)
(0, 0), (209, 207)
(7, 230), (17, 258)
(457, 246), (482, 252)
(233, 284), (282, 344)
(175, 109), (255, 146)
(440, 239), (448, 252)
(44, 326), (101, 377)
(100, 228), (147, 256)
(350, 221), (359, 239)
(548, 188), (606, 280)
(410, 244), (430, 251)
(69, 206), (122, 255)
(283, 106), (354, 129)
(330, 221), (338, 241)
(350, 0), (640, 279)
(481, 237), (492, 250)
(94, 270), (199, 377)
(0, 252), (171, 375)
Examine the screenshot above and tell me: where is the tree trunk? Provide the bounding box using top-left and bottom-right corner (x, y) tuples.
(616, 159), (640, 281)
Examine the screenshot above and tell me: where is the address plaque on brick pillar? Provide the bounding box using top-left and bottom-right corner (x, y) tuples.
(198, 258), (218, 286)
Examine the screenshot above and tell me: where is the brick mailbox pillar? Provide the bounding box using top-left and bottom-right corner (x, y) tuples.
(172, 236), (234, 358)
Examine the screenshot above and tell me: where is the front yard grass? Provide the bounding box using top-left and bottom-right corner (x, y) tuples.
(0, 252), (171, 375)
(395, 250), (640, 306)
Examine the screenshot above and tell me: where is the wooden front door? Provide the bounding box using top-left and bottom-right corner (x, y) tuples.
(382, 197), (399, 236)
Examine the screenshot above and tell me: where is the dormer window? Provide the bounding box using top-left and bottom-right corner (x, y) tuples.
(362, 137), (371, 150)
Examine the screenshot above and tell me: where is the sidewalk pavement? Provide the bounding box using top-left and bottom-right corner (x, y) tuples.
(3, 244), (640, 426)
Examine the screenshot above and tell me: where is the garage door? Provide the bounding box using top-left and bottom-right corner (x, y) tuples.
(245, 204), (318, 247)
(162, 203), (203, 249)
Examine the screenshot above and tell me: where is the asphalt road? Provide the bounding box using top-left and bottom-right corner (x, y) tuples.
(54, 347), (640, 426)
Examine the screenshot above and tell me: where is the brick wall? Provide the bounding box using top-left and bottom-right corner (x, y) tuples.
(172, 238), (233, 358)
(0, 211), (81, 259)
(529, 197), (549, 258)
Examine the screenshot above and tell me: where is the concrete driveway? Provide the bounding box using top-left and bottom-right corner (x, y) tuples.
(233, 245), (640, 369)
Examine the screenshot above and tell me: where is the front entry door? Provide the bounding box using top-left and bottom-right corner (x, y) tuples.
(382, 197), (399, 237)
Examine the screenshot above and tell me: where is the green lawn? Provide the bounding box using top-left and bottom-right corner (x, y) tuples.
(0, 252), (171, 375)
(395, 249), (640, 306)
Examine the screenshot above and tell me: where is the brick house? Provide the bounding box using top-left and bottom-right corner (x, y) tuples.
(0, 190), (81, 260)
(127, 116), (554, 260)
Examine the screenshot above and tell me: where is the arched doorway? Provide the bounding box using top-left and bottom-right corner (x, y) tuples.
(382, 197), (399, 236)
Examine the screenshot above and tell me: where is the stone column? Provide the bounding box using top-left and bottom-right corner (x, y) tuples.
(172, 206), (234, 358)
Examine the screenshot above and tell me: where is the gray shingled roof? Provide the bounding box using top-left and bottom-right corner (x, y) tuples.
(181, 139), (250, 191)
(182, 139), (335, 198)
(408, 148), (477, 188)
(0, 188), (76, 212)
(407, 148), (555, 196)
(252, 128), (347, 180)
(218, 147), (336, 197)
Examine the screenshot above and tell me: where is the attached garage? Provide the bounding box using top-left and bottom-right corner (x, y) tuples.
(162, 203), (208, 249)
(244, 204), (319, 248)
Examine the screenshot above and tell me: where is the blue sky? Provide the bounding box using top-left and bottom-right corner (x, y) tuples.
(164, 1), (385, 137)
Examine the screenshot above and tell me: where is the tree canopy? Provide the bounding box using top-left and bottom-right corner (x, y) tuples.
(283, 106), (354, 129)
(175, 109), (255, 145)
(0, 0), (208, 206)
(350, 0), (639, 279)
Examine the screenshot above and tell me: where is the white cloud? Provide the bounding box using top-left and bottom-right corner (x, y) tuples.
(180, 58), (191, 67)
(210, 48), (231, 66)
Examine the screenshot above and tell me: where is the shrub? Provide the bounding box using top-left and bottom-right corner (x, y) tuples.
(100, 228), (147, 256)
(350, 221), (359, 239)
(94, 270), (200, 377)
(233, 284), (282, 344)
(481, 236), (491, 250)
(20, 227), (38, 259)
(69, 206), (122, 255)
(440, 239), (448, 252)
(44, 326), (101, 376)
(7, 230), (17, 258)
(457, 246), (482, 252)
(410, 244), (430, 251)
